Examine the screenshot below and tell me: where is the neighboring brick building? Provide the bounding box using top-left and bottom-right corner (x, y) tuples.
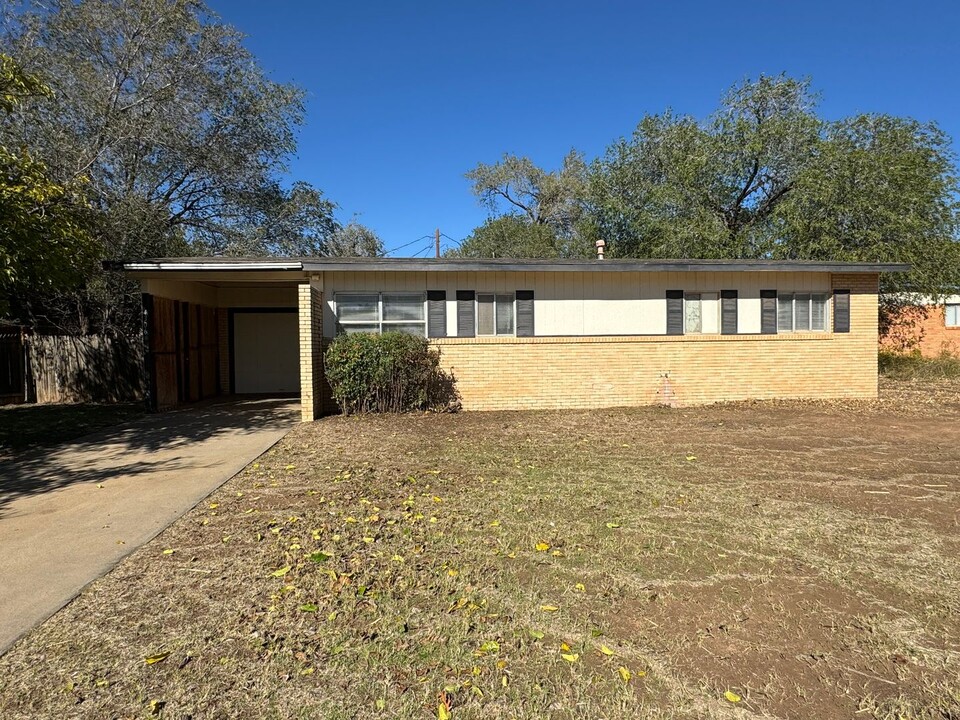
(121, 257), (908, 421)
(880, 296), (960, 358)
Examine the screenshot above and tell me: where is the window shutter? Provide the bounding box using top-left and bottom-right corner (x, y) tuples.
(666, 290), (684, 335)
(833, 289), (850, 333)
(720, 290), (738, 335)
(456, 290), (475, 337)
(427, 290), (446, 338)
(516, 290), (534, 337)
(760, 290), (777, 334)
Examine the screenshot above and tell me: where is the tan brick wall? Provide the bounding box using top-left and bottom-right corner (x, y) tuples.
(428, 274), (880, 411)
(880, 305), (960, 357)
(298, 283), (325, 421)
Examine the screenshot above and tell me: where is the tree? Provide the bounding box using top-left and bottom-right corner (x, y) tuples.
(586, 74), (959, 297)
(2, 0), (338, 331)
(774, 114), (960, 297)
(451, 216), (565, 258)
(464, 150), (591, 257)
(0, 54), (96, 316)
(326, 220), (385, 257)
(588, 75), (821, 259)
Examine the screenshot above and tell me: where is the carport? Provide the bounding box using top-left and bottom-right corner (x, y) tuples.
(127, 259), (309, 411)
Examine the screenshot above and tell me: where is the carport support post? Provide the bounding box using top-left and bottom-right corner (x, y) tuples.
(298, 280), (325, 422)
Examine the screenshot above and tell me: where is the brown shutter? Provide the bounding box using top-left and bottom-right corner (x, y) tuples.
(427, 290), (446, 338)
(516, 290), (534, 337)
(456, 290), (475, 337)
(721, 290), (738, 335)
(833, 289), (850, 333)
(760, 290), (777, 334)
(666, 290), (684, 335)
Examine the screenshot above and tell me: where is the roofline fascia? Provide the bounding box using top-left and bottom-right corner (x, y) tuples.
(302, 260), (911, 273)
(122, 261), (304, 272)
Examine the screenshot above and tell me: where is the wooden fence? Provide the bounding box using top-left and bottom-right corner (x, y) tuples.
(26, 334), (144, 404)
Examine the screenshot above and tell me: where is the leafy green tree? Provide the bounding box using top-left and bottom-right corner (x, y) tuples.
(326, 219), (385, 257)
(451, 216), (566, 258)
(775, 114), (960, 296)
(0, 54), (96, 315)
(2, 0), (338, 331)
(464, 150), (591, 257)
(587, 74), (959, 297)
(588, 75), (821, 258)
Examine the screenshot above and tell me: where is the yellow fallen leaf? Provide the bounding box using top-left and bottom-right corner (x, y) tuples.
(685, 455), (697, 462)
(605, 522), (621, 529)
(271, 566), (291, 577)
(535, 542), (550, 551)
(574, 583), (585, 592)
(618, 666), (631, 682)
(540, 605), (559, 612)
(599, 644), (615, 656)
(438, 703), (451, 720)
(96, 483), (104, 489)
(560, 641), (571, 652)
(490, 520), (500, 527)
(144, 652), (170, 665)
(561, 653), (579, 662)
(285, 464), (295, 470)
(208, 503), (219, 509)
(724, 690), (741, 703)
(162, 549), (175, 555)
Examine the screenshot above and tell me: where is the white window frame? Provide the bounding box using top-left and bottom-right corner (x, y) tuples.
(476, 292), (516, 336)
(946, 303), (959, 328)
(777, 293), (829, 333)
(335, 292), (427, 336)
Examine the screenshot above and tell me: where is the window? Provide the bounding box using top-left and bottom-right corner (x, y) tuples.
(947, 304), (960, 327)
(477, 293), (515, 336)
(684, 292), (719, 334)
(778, 293), (828, 332)
(336, 293), (426, 336)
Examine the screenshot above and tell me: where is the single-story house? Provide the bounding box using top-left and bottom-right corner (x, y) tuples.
(120, 257), (909, 421)
(879, 294), (960, 357)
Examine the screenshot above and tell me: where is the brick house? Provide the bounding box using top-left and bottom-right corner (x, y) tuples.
(121, 257), (908, 421)
(879, 295), (960, 357)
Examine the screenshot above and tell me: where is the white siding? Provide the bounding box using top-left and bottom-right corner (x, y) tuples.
(320, 270), (833, 338)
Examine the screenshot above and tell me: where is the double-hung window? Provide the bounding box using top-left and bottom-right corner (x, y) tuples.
(336, 293), (426, 336)
(778, 293), (828, 332)
(946, 303), (959, 327)
(477, 293), (515, 336)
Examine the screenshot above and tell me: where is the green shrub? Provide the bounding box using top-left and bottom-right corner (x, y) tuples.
(324, 332), (459, 414)
(878, 350), (960, 380)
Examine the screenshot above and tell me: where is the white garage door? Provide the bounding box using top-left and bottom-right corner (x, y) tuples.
(233, 311), (300, 394)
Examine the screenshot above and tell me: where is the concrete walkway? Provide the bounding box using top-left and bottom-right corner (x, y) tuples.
(0, 397), (299, 654)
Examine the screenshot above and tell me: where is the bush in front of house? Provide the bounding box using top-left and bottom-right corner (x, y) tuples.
(324, 332), (459, 414)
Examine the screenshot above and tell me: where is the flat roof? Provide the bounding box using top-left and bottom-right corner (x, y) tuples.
(118, 257), (911, 274)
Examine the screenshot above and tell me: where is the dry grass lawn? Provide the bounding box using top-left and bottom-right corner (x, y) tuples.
(1, 379), (958, 719)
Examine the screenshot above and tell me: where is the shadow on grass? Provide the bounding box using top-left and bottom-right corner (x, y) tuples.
(0, 397), (299, 518)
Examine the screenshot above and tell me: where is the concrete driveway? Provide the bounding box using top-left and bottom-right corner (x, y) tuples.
(0, 397), (299, 654)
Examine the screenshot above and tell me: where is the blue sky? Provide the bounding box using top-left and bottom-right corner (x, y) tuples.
(207, 0), (960, 256)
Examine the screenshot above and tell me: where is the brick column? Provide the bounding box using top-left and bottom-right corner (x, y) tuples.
(298, 282), (325, 422)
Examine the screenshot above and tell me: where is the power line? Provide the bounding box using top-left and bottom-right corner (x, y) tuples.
(386, 234), (433, 256)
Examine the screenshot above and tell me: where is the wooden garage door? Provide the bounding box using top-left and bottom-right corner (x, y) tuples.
(232, 311), (299, 394)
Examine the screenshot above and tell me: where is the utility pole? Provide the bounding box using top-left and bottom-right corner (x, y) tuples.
(435, 228), (441, 258)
